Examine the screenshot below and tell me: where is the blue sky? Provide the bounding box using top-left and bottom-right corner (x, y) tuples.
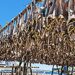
(0, 0), (31, 27)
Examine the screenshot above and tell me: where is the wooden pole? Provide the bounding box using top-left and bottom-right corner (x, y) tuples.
(19, 66), (21, 75)
(15, 67), (18, 75)
(23, 61), (27, 75)
(71, 65), (74, 75)
(51, 65), (54, 75)
(61, 65), (63, 75)
(66, 61), (69, 74)
(11, 64), (14, 75)
(1, 72), (2, 75)
(30, 62), (32, 75)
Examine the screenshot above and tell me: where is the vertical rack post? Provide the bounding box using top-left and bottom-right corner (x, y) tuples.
(23, 61), (27, 75)
(51, 65), (54, 75)
(11, 64), (14, 75)
(61, 65), (63, 75)
(71, 65), (74, 75)
(1, 72), (2, 75)
(30, 62), (32, 75)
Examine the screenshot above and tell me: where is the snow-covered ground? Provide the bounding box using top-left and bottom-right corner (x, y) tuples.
(0, 61), (75, 75)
